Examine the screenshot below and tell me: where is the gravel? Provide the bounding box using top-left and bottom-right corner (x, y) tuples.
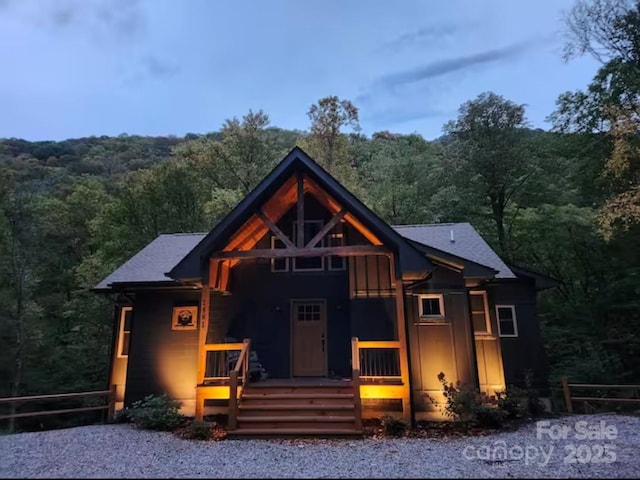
(1, 414), (639, 478)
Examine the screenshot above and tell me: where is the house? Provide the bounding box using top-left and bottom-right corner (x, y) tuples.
(94, 147), (552, 435)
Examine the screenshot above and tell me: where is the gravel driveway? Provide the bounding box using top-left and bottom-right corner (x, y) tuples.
(2, 414), (639, 478)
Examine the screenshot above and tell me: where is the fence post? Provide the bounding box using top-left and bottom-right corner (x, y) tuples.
(561, 376), (573, 413)
(107, 384), (117, 422)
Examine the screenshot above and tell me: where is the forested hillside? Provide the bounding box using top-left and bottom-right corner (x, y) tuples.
(1, 0), (638, 408)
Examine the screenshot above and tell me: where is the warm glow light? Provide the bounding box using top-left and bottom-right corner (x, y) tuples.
(155, 345), (199, 416)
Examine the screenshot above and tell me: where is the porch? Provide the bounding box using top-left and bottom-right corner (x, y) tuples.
(195, 337), (410, 435)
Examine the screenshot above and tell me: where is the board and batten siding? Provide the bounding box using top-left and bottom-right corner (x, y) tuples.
(491, 280), (550, 392)
(123, 290), (201, 416)
(406, 268), (477, 419)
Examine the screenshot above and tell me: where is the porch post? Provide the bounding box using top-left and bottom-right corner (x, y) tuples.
(390, 254), (412, 422)
(195, 282), (210, 420)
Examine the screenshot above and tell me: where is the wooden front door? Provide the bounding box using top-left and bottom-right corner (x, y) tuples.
(291, 300), (327, 377)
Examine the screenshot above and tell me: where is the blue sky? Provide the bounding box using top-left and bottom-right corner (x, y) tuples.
(0, 0), (600, 141)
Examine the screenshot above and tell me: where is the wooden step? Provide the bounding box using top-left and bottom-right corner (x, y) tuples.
(238, 404), (355, 416)
(242, 393), (354, 401)
(227, 428), (363, 439)
(243, 385), (353, 395)
(238, 415), (356, 423)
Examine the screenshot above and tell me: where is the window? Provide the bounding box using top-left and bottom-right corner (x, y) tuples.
(293, 220), (324, 271)
(418, 294), (445, 322)
(496, 305), (518, 337)
(469, 291), (491, 335)
(270, 236), (289, 272)
(118, 307), (133, 358)
(328, 232), (346, 271)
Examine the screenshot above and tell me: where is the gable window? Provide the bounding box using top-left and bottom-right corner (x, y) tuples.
(418, 294), (445, 322)
(270, 236), (289, 272)
(496, 305), (518, 337)
(469, 291), (491, 335)
(293, 220), (324, 271)
(118, 307), (133, 358)
(328, 231), (346, 271)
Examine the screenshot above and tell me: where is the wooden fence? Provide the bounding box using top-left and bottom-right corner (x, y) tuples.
(561, 377), (640, 413)
(0, 385), (116, 427)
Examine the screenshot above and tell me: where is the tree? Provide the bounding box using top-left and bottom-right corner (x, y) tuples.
(304, 96), (360, 171)
(551, 0), (640, 238)
(443, 92), (536, 255)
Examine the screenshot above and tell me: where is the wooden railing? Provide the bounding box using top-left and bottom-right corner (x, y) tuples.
(227, 338), (251, 430)
(561, 377), (640, 413)
(351, 337), (363, 430)
(356, 340), (402, 381)
(203, 342), (245, 381)
(0, 386), (116, 430)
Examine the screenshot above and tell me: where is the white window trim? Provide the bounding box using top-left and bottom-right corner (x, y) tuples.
(417, 294), (445, 322)
(293, 220), (325, 272)
(270, 236), (289, 272)
(327, 232), (346, 271)
(496, 305), (519, 337)
(117, 306), (132, 358)
(470, 291), (492, 335)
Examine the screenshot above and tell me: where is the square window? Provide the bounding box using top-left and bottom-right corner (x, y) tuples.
(469, 291), (491, 335)
(271, 236), (289, 272)
(497, 306), (518, 337)
(417, 294), (445, 322)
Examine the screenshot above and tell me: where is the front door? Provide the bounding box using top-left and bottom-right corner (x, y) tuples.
(291, 300), (327, 376)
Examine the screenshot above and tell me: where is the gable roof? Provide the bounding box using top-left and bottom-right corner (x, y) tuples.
(93, 222), (516, 291)
(168, 146), (433, 281)
(94, 233), (205, 291)
(393, 223), (516, 279)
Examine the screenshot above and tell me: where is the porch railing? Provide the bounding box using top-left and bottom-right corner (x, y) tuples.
(355, 340), (402, 381)
(228, 338), (251, 430)
(203, 343), (245, 382)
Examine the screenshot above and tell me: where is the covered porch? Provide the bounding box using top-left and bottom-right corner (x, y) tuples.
(188, 170), (414, 428)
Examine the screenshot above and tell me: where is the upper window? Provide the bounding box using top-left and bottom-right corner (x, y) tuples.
(293, 220), (324, 271)
(328, 232), (346, 271)
(418, 294), (445, 322)
(496, 305), (518, 337)
(469, 291), (491, 335)
(118, 307), (133, 358)
(270, 236), (289, 272)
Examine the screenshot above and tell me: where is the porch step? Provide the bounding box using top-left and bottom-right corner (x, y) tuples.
(227, 428), (363, 439)
(238, 403), (354, 417)
(231, 383), (361, 437)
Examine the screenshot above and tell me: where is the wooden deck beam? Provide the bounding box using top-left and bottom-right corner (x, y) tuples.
(211, 245), (390, 260)
(305, 209), (346, 248)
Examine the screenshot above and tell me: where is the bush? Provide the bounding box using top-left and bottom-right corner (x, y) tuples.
(381, 415), (409, 437)
(473, 404), (507, 429)
(182, 420), (213, 440)
(437, 372), (483, 423)
(128, 394), (185, 431)
(496, 386), (528, 419)
(112, 408), (133, 424)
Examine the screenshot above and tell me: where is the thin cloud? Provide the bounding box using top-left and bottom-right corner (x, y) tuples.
(366, 106), (451, 125)
(378, 24), (459, 53)
(378, 40), (535, 89)
(142, 55), (180, 78)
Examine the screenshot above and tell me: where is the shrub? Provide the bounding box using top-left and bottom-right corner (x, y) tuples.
(112, 408), (133, 424)
(128, 394), (185, 431)
(437, 372), (483, 423)
(381, 415), (409, 437)
(182, 420), (213, 440)
(473, 404), (507, 428)
(496, 386), (528, 419)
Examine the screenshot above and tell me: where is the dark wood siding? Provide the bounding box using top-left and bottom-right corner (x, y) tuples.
(491, 280), (550, 391)
(124, 290), (201, 411)
(406, 267), (476, 412)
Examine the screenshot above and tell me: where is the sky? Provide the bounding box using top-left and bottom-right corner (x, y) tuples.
(0, 0), (601, 141)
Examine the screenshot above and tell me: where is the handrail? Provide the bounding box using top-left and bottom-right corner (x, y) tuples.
(561, 377), (640, 413)
(356, 340), (401, 349)
(228, 338), (251, 430)
(203, 343), (244, 351)
(0, 385), (117, 424)
(351, 337), (362, 431)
